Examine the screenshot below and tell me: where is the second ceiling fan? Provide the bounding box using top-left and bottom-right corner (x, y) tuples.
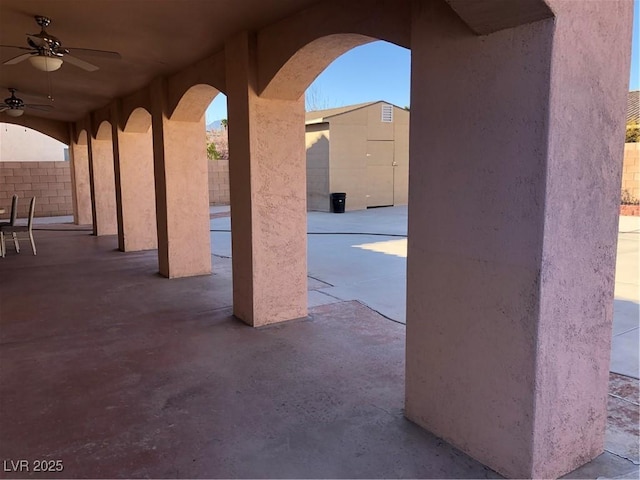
(1, 15), (121, 72)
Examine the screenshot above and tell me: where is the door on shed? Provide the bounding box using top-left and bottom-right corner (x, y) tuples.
(366, 140), (394, 207)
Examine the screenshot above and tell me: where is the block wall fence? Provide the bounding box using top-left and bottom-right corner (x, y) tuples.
(622, 143), (640, 201)
(0, 159), (230, 220)
(208, 159), (230, 205)
(1, 148), (634, 219)
(0, 161), (73, 217)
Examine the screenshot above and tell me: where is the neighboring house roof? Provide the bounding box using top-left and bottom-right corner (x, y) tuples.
(305, 100), (403, 124)
(628, 90), (639, 124)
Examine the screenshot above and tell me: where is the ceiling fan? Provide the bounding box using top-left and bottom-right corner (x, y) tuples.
(0, 88), (53, 117)
(1, 15), (121, 72)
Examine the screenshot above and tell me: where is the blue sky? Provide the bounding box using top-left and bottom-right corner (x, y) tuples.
(206, 4), (639, 124)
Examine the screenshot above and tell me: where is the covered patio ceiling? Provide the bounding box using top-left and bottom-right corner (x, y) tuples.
(0, 0), (320, 123)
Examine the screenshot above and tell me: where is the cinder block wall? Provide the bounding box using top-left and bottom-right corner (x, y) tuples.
(0, 161), (72, 217)
(622, 143), (640, 201)
(208, 159), (230, 205)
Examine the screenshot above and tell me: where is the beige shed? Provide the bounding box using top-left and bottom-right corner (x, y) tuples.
(305, 101), (409, 211)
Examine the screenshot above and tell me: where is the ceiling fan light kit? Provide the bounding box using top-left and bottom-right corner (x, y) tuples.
(0, 88), (53, 117)
(28, 55), (63, 72)
(1, 15), (121, 72)
(5, 108), (24, 117)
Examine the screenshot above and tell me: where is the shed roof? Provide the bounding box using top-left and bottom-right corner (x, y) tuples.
(305, 100), (404, 124)
(628, 91), (639, 124)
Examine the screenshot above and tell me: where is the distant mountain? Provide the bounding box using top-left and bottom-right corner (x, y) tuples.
(206, 120), (223, 131)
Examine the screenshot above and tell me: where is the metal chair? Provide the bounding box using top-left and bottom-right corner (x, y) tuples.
(0, 194), (18, 257)
(1, 196), (36, 257)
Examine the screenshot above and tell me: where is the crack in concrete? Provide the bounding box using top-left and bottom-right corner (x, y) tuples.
(604, 448), (640, 466)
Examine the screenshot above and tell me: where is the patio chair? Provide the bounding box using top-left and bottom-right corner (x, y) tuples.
(0, 196), (36, 258)
(0, 194), (18, 257)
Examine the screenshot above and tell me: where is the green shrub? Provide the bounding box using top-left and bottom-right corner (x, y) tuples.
(207, 141), (220, 160)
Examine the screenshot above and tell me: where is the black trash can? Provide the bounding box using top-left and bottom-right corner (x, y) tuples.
(330, 192), (346, 213)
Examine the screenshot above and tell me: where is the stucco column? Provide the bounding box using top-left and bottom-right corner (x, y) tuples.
(225, 32), (307, 327)
(150, 79), (211, 278)
(87, 131), (118, 236)
(111, 105), (158, 252)
(404, 1), (632, 479)
(69, 127), (92, 225)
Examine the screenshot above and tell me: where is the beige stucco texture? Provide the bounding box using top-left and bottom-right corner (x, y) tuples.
(155, 116), (211, 279)
(405, 0), (632, 478)
(69, 131), (92, 225)
(113, 124), (157, 252)
(533, 1), (632, 477)
(87, 129), (117, 236)
(227, 32), (308, 327)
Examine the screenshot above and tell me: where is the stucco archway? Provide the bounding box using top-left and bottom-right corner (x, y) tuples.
(170, 84), (220, 122)
(124, 107), (152, 134)
(69, 128), (92, 225)
(88, 120), (117, 235)
(260, 34), (377, 101)
(113, 106), (157, 252)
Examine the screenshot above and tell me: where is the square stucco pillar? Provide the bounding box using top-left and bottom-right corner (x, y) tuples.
(87, 132), (118, 236)
(150, 80), (211, 278)
(111, 106), (158, 252)
(69, 128), (92, 225)
(404, 1), (632, 479)
(225, 32), (307, 327)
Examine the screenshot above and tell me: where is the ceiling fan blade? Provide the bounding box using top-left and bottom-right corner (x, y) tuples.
(0, 44), (32, 51)
(26, 104), (53, 111)
(27, 37), (40, 50)
(63, 54), (99, 72)
(3, 53), (33, 65)
(65, 47), (121, 59)
(0, 106), (8, 112)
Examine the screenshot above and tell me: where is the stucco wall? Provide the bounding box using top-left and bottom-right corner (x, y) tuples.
(0, 161), (72, 218)
(208, 159), (230, 205)
(0, 123), (67, 162)
(0, 158), (228, 224)
(305, 124), (330, 211)
(622, 143), (640, 201)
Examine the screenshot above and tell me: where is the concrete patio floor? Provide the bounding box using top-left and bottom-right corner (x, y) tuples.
(211, 206), (640, 379)
(0, 211), (638, 479)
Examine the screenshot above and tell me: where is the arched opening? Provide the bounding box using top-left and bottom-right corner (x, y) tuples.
(124, 107), (152, 134)
(170, 84), (220, 122)
(152, 82), (217, 277)
(76, 129), (88, 146)
(260, 34), (376, 100)
(70, 129), (93, 226)
(90, 120), (118, 235)
(0, 123), (68, 162)
(95, 120), (112, 141)
(205, 94), (229, 208)
(222, 27), (412, 329)
(116, 107), (157, 252)
(301, 40), (410, 324)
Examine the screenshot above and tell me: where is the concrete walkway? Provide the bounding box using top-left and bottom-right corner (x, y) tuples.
(210, 206), (640, 380)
